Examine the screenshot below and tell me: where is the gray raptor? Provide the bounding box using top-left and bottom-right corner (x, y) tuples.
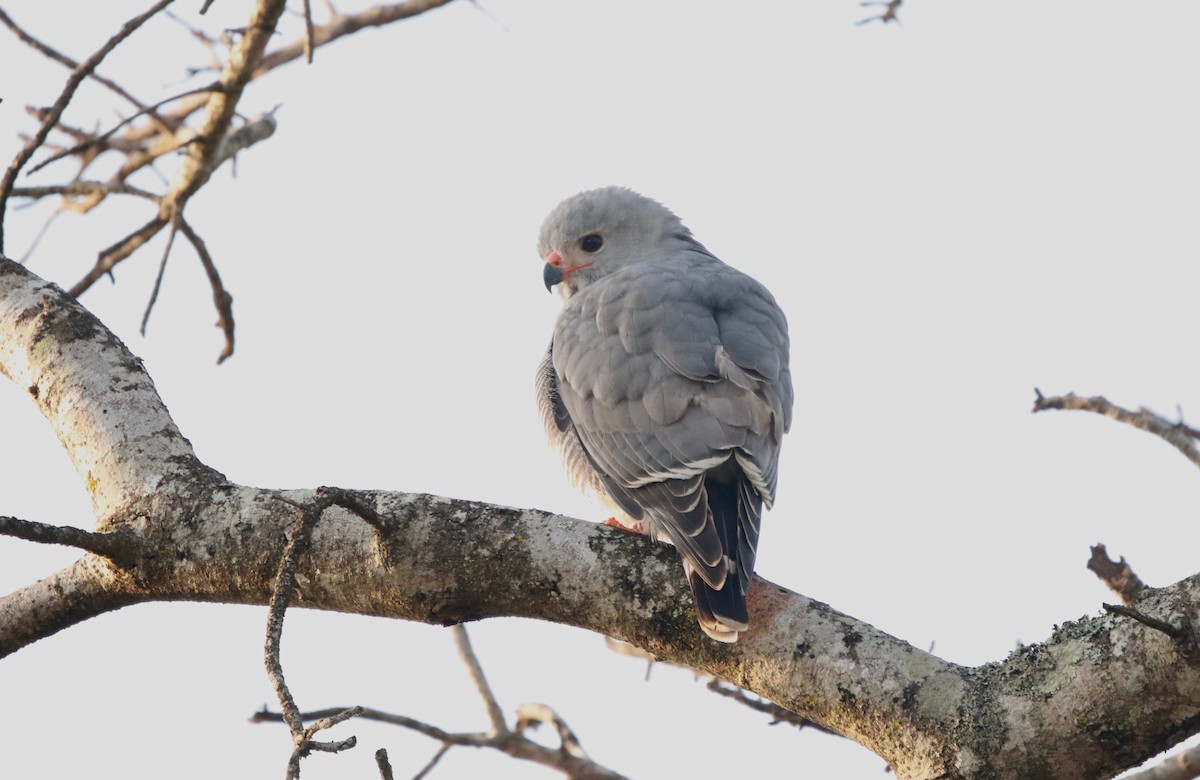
(536, 187), (793, 642)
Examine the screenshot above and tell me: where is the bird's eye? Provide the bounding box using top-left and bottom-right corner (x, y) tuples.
(580, 234), (604, 253)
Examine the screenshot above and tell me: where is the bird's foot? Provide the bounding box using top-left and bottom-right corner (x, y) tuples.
(603, 516), (643, 533)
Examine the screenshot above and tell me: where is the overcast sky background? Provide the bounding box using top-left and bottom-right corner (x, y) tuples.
(2, 1), (1199, 777)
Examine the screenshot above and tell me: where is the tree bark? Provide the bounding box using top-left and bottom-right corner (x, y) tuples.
(2, 254), (1199, 779)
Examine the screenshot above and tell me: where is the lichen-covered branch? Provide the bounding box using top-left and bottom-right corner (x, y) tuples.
(0, 256), (218, 519)
(3, 254), (1200, 778)
(0, 515), (140, 566)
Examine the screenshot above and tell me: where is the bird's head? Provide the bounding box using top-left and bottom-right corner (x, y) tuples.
(537, 186), (696, 297)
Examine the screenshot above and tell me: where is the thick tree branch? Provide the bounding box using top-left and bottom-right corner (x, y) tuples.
(0, 556), (145, 654)
(0, 255), (220, 519)
(4, 257), (1200, 778)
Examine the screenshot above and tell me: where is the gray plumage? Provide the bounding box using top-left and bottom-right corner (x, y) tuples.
(536, 187), (792, 642)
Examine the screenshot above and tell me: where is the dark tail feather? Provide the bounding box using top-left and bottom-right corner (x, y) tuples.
(688, 569), (749, 643)
(687, 463), (761, 641)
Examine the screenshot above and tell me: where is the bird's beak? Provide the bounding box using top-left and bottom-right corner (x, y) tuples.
(543, 250), (565, 292)
(543, 262), (564, 292)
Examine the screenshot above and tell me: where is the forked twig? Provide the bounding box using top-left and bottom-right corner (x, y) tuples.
(0, 0), (178, 254)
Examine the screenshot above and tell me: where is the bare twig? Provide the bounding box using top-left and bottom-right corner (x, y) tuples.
(1032, 390), (1200, 472)
(140, 211), (181, 335)
(1103, 603), (1183, 640)
(265, 495), (364, 778)
(857, 0), (903, 25)
(70, 213), (170, 296)
(250, 624), (629, 779)
(411, 744), (450, 780)
(253, 702), (630, 780)
(0, 7), (150, 110)
(706, 678), (838, 736)
(0, 515), (140, 566)
(4, 0), (451, 362)
(0, 0), (177, 254)
(302, 0), (316, 63)
(265, 504), (322, 735)
(464, 0), (509, 32)
(374, 748), (396, 780)
(26, 84), (220, 176)
(15, 208), (61, 265)
(606, 637), (837, 739)
(515, 702), (589, 759)
(177, 218), (236, 364)
(253, 705), (457, 740)
(452, 625), (508, 735)
(12, 181), (160, 202)
(604, 636), (660, 680)
(1089, 544), (1148, 605)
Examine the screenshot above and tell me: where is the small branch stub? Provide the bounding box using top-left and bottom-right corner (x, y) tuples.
(1103, 603), (1183, 640)
(1089, 543), (1148, 605)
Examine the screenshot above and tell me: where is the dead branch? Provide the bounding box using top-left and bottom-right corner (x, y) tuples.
(265, 493), (364, 778)
(514, 703), (590, 760)
(375, 748), (396, 780)
(250, 624), (630, 779)
(857, 0), (903, 25)
(1033, 389), (1200, 471)
(3, 0), (452, 361)
(140, 211), (180, 336)
(0, 0), (177, 254)
(1089, 543), (1148, 604)
(411, 744), (450, 779)
(0, 515), (140, 566)
(252, 0), (458, 77)
(0, 7), (151, 111)
(70, 214), (171, 296)
(12, 181), (160, 203)
(25, 84), (220, 176)
(177, 218), (236, 363)
(706, 679), (838, 736)
(1103, 603), (1184, 641)
(451, 624), (508, 735)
